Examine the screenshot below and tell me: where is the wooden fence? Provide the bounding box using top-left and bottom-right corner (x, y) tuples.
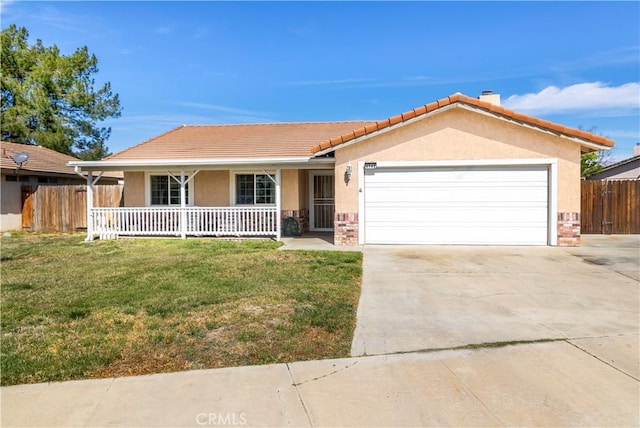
(581, 180), (640, 234)
(27, 185), (124, 232)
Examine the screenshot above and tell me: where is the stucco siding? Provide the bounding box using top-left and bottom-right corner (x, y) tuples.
(123, 169), (303, 208)
(123, 172), (145, 206)
(298, 170), (309, 210)
(1, 177), (22, 231)
(281, 169), (299, 210)
(334, 108), (581, 214)
(194, 171), (229, 206)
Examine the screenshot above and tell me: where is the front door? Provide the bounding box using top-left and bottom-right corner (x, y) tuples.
(310, 171), (334, 231)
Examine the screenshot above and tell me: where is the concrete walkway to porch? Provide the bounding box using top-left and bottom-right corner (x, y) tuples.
(279, 232), (363, 251)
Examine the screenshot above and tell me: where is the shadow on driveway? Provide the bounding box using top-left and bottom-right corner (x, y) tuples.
(351, 235), (639, 376)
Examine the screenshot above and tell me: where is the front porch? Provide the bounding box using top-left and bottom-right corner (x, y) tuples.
(72, 157), (338, 242)
(91, 206), (278, 240)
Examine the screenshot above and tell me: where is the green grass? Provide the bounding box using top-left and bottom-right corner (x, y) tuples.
(0, 233), (362, 386)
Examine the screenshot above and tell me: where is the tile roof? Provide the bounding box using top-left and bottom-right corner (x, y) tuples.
(311, 93), (615, 153)
(104, 93), (613, 163)
(107, 121), (376, 160)
(1, 141), (122, 178)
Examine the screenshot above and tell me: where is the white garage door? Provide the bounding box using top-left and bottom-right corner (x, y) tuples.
(364, 165), (549, 245)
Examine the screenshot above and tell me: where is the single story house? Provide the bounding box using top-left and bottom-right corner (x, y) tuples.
(69, 92), (613, 246)
(1, 141), (122, 231)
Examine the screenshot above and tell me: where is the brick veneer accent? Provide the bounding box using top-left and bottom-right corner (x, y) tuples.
(281, 209), (309, 235)
(558, 212), (580, 246)
(335, 212), (358, 246)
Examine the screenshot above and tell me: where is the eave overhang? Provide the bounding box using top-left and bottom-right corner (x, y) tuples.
(312, 102), (613, 157)
(68, 156), (334, 172)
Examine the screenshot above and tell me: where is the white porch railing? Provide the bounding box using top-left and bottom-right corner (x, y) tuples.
(91, 207), (278, 239)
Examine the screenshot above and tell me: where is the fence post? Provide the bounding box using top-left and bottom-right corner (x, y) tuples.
(180, 170), (187, 239)
(86, 172), (94, 241)
(276, 169), (281, 241)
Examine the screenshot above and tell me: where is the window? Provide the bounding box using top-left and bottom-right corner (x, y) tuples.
(6, 175), (30, 182)
(38, 177), (58, 184)
(235, 174), (275, 205)
(150, 175), (189, 205)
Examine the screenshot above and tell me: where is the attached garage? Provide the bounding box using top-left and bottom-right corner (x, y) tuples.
(360, 160), (556, 246)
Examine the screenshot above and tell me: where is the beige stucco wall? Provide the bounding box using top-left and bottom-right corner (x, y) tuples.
(298, 170), (309, 210)
(1, 176), (22, 231)
(123, 169), (305, 208)
(194, 171), (230, 206)
(281, 169), (298, 210)
(123, 172), (145, 206)
(334, 107), (581, 214)
(281, 169), (309, 211)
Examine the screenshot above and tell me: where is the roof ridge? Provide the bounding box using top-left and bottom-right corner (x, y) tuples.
(1, 140), (80, 160)
(595, 154), (640, 173)
(311, 93), (614, 153)
(182, 120), (376, 127)
(453, 94), (614, 146)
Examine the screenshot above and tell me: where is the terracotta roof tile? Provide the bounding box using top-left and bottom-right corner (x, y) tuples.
(312, 93), (614, 153)
(425, 101), (439, 112)
(414, 105), (427, 116)
(353, 127), (367, 138)
(437, 97), (451, 108)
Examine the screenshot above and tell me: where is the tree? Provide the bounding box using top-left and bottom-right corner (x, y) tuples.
(581, 152), (604, 178)
(578, 126), (612, 178)
(1, 25), (122, 160)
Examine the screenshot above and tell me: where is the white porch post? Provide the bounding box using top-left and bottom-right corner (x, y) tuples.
(275, 168), (281, 241)
(86, 170), (94, 241)
(180, 169), (186, 239)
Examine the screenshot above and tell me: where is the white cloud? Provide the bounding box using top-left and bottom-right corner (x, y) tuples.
(154, 25), (174, 35)
(503, 82), (640, 115)
(177, 102), (269, 118)
(0, 0), (16, 13)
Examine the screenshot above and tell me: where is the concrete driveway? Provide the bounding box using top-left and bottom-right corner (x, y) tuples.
(2, 235), (638, 427)
(351, 235), (639, 372)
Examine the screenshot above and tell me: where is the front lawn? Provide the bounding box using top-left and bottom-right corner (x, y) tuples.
(0, 233), (362, 386)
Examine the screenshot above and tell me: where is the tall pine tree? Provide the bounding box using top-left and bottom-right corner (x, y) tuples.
(1, 25), (122, 160)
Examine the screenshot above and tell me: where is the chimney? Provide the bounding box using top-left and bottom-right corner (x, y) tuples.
(478, 90), (501, 106)
(634, 143), (640, 157)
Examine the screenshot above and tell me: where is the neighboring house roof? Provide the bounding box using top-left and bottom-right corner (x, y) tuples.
(311, 93), (614, 154)
(1, 141), (122, 179)
(588, 155), (640, 180)
(107, 121), (375, 160)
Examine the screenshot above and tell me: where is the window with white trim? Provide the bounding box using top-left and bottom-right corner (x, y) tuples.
(235, 173), (275, 205)
(150, 175), (190, 205)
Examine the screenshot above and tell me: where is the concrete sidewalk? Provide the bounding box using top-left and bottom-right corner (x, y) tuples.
(2, 338), (638, 427)
(279, 232), (363, 252)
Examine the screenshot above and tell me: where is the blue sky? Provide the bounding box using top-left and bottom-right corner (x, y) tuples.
(2, 1), (639, 160)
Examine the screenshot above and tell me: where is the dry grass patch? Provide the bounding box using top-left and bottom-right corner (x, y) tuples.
(1, 233), (362, 385)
